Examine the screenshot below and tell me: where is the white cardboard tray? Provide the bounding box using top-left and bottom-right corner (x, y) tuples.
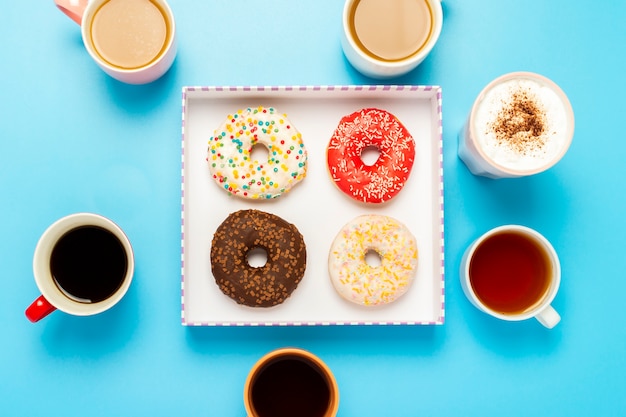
(181, 85), (444, 326)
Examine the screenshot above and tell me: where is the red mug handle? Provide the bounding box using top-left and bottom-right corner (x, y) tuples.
(25, 295), (57, 323)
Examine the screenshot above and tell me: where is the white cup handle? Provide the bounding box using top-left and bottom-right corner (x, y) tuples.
(535, 305), (561, 329)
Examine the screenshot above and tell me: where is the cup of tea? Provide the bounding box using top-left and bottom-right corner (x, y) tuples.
(341, 0), (443, 79)
(459, 225), (561, 329)
(244, 348), (340, 417)
(25, 213), (134, 323)
(55, 0), (177, 84)
(458, 72), (575, 178)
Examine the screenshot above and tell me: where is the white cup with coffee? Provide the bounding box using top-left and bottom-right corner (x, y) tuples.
(460, 225), (561, 329)
(55, 0), (177, 84)
(458, 72), (575, 178)
(341, 0), (443, 79)
(25, 213), (134, 323)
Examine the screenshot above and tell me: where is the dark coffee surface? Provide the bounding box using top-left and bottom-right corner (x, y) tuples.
(50, 226), (127, 303)
(251, 358), (331, 417)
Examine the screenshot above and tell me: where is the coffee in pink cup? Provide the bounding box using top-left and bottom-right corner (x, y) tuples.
(55, 0), (177, 84)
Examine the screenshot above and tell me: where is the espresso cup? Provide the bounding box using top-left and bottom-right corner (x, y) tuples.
(458, 72), (575, 178)
(244, 348), (340, 417)
(341, 0), (443, 79)
(460, 225), (561, 329)
(25, 213), (134, 323)
(55, 0), (177, 84)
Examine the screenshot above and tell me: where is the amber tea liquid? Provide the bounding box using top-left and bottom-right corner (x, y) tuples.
(469, 231), (553, 315)
(348, 0), (434, 61)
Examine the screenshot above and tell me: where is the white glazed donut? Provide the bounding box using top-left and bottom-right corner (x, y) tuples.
(207, 106), (308, 199)
(328, 214), (418, 306)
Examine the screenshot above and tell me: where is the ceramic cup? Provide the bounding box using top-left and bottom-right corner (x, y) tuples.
(458, 72), (575, 178)
(341, 0), (443, 79)
(459, 225), (561, 329)
(25, 213), (134, 323)
(244, 348), (340, 417)
(55, 0), (177, 84)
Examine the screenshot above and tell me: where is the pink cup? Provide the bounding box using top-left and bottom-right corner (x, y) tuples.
(55, 0), (177, 84)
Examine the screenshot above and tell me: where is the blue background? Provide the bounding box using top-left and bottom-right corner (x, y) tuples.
(1, 1), (625, 415)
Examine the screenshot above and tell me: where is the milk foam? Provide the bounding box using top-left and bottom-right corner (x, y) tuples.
(473, 77), (571, 171)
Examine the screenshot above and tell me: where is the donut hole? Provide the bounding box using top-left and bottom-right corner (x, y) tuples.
(360, 145), (381, 166)
(364, 249), (382, 268)
(246, 246), (268, 268)
(250, 143), (270, 164)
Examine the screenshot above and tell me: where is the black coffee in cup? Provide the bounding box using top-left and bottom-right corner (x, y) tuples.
(50, 226), (128, 303)
(249, 356), (333, 417)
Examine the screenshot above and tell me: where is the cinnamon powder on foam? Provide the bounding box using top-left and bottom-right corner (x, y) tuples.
(487, 88), (551, 156)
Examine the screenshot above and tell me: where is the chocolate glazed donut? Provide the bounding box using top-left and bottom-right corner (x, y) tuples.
(210, 209), (307, 307)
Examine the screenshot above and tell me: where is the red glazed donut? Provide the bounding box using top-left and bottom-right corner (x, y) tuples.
(326, 108), (416, 204)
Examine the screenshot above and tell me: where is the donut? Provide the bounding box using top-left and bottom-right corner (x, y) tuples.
(210, 209), (307, 307)
(207, 106), (308, 199)
(326, 108), (416, 204)
(328, 214), (418, 306)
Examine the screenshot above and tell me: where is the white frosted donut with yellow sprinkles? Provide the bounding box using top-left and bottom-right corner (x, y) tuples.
(207, 106), (307, 199)
(328, 214), (418, 306)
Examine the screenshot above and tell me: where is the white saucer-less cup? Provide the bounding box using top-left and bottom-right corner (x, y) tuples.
(25, 213), (134, 323)
(458, 72), (575, 178)
(55, 0), (177, 84)
(341, 0), (443, 79)
(460, 225), (561, 329)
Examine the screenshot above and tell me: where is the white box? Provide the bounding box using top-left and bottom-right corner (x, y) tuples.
(181, 85), (444, 326)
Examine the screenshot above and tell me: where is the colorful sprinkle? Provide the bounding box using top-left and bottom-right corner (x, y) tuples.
(207, 107), (308, 199)
(328, 214), (418, 306)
